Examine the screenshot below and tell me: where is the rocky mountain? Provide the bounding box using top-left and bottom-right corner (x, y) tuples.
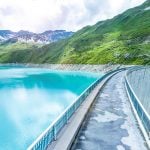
(0, 30), (14, 41)
(0, 30), (74, 44)
(0, 0), (149, 65)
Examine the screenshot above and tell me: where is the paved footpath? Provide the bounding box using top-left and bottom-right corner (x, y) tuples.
(71, 72), (148, 150)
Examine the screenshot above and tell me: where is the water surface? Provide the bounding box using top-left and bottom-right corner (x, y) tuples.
(0, 66), (101, 150)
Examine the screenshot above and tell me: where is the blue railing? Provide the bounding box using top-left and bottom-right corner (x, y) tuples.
(27, 68), (124, 150)
(125, 67), (150, 139)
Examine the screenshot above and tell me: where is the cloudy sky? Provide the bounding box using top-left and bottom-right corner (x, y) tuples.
(0, 0), (146, 33)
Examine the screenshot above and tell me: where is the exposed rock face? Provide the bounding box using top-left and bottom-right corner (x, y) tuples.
(0, 30), (74, 44)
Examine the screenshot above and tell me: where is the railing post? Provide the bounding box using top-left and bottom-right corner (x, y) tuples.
(53, 125), (57, 141)
(75, 102), (77, 111)
(66, 111), (68, 124)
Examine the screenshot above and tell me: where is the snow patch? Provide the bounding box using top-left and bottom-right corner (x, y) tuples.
(0, 35), (5, 40)
(117, 145), (125, 150)
(79, 136), (86, 140)
(143, 36), (150, 44)
(144, 6), (150, 11)
(92, 111), (121, 123)
(121, 118), (147, 150)
(99, 93), (109, 98)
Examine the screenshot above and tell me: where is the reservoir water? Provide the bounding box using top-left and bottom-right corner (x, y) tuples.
(0, 66), (100, 150)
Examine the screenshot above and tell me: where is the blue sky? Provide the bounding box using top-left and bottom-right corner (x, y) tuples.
(0, 0), (146, 32)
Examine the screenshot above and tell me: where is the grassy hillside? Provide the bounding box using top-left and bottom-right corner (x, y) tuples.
(0, 0), (150, 64)
(0, 40), (41, 63)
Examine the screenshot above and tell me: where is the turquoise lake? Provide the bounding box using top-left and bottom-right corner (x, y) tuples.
(0, 66), (101, 150)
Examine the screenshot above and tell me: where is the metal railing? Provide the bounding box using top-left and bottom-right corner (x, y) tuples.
(125, 66), (150, 139)
(27, 68), (124, 150)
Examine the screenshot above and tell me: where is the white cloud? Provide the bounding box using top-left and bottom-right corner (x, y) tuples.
(0, 0), (146, 32)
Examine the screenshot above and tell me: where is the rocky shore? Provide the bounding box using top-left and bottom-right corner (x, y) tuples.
(0, 63), (132, 73)
(25, 64), (130, 73)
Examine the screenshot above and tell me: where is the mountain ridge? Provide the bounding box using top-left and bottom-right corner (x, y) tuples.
(0, 30), (74, 44)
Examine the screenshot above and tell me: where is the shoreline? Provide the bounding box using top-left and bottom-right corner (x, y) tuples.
(0, 63), (133, 73)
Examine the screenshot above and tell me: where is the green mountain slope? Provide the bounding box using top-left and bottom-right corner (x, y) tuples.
(0, 0), (150, 64)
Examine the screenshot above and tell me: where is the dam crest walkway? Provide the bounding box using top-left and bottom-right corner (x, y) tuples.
(71, 71), (147, 150)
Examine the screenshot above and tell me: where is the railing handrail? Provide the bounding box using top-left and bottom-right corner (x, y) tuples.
(27, 68), (125, 150)
(125, 73), (150, 120)
(125, 66), (150, 148)
(27, 76), (101, 149)
(125, 66), (150, 119)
